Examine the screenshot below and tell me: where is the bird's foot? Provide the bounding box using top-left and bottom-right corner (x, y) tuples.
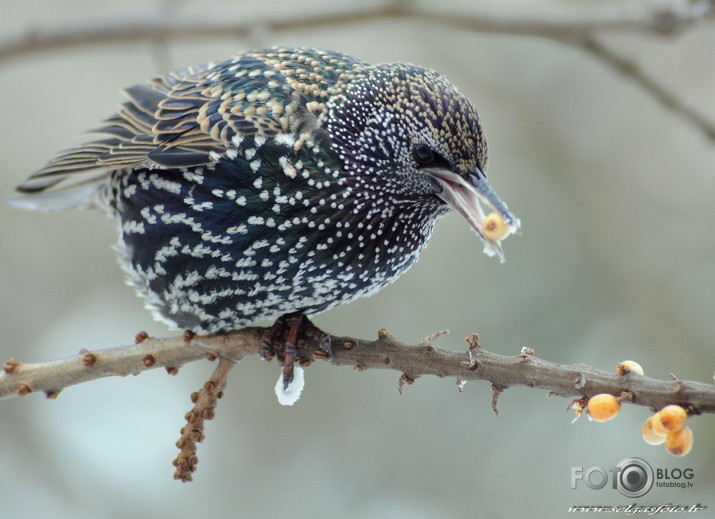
(261, 312), (332, 390)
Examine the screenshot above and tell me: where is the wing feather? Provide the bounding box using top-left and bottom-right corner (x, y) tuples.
(16, 55), (288, 198)
(13, 48), (362, 210)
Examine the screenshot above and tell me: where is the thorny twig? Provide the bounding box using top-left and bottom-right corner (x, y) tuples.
(4, 326), (715, 481)
(173, 356), (235, 482)
(3, 327), (714, 412)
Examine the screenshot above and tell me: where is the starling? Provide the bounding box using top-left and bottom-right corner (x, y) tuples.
(13, 47), (519, 390)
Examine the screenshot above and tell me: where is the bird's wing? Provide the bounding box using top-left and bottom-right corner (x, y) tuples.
(16, 55), (290, 196)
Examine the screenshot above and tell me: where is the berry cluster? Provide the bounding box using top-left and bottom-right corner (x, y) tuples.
(572, 360), (694, 457)
(643, 405), (693, 457)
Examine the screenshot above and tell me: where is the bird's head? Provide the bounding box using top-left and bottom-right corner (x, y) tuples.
(326, 63), (520, 261)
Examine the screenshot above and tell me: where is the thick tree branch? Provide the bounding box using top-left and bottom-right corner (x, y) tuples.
(3, 328), (715, 414)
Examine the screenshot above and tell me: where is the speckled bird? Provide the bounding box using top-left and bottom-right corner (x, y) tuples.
(13, 48), (519, 387)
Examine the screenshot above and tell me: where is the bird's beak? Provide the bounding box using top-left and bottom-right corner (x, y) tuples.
(428, 168), (520, 262)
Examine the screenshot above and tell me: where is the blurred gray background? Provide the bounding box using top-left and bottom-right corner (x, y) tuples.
(1, 1), (714, 518)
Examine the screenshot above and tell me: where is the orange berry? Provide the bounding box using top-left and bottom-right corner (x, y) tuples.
(586, 393), (621, 422)
(642, 417), (666, 445)
(617, 360), (644, 376)
(656, 405), (688, 432)
(649, 411), (669, 436)
(482, 212), (510, 241)
(665, 426), (693, 457)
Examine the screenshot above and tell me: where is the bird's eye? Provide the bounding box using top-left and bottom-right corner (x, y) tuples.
(413, 144), (435, 166)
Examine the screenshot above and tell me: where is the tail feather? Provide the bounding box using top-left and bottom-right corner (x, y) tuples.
(9, 174), (107, 211)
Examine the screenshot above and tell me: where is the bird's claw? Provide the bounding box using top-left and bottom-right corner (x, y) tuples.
(261, 312), (332, 390)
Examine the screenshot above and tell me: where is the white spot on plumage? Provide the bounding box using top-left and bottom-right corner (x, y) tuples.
(279, 156), (297, 178)
(226, 224), (248, 234)
(275, 133), (296, 147)
(123, 220), (145, 234)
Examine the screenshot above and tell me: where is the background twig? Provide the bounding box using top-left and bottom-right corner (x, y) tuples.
(579, 35), (715, 141)
(1, 2), (713, 141)
(1, 1), (711, 63)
